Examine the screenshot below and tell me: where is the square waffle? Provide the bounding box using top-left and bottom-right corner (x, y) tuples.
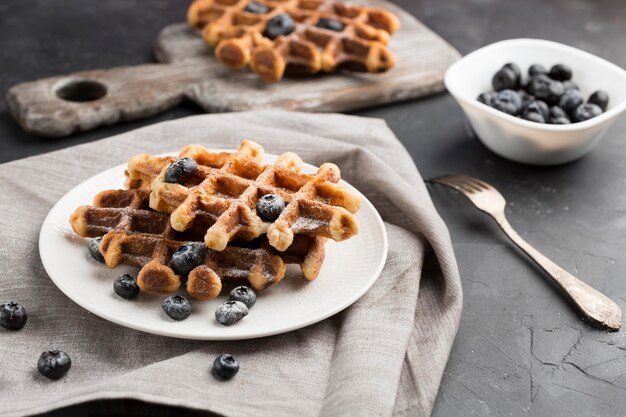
(128, 140), (361, 256)
(187, 0), (400, 82)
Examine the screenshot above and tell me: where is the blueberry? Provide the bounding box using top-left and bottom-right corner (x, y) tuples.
(256, 194), (286, 222)
(517, 89), (534, 106)
(317, 18), (344, 32)
(243, 1), (269, 14)
(563, 80), (579, 92)
(229, 286), (256, 308)
(558, 89), (584, 114)
(113, 274), (140, 300)
(527, 75), (563, 105)
(523, 100), (549, 119)
(502, 63), (521, 88)
(0, 302), (27, 330)
(549, 105), (567, 119)
(492, 67), (517, 91)
(572, 103), (603, 122)
(263, 13), (295, 39)
(588, 90), (609, 111)
(477, 92), (496, 106)
(549, 64), (572, 81)
(164, 157), (198, 184)
(162, 295), (192, 321)
(88, 237), (105, 263)
(212, 353), (239, 380)
(37, 350), (71, 380)
(170, 242), (207, 277)
(215, 301), (248, 326)
(550, 117), (571, 125)
(491, 89), (522, 115)
(528, 64), (547, 78)
(522, 112), (546, 123)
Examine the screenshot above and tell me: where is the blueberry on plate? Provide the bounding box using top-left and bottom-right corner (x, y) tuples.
(263, 13), (295, 39)
(523, 100), (549, 119)
(558, 89), (583, 113)
(243, 1), (269, 14)
(164, 157), (198, 184)
(502, 63), (521, 88)
(492, 67), (517, 91)
(162, 295), (192, 321)
(113, 274), (140, 300)
(229, 286), (256, 308)
(0, 302), (27, 330)
(528, 64), (548, 77)
(88, 237), (105, 263)
(549, 64), (573, 81)
(212, 353), (239, 380)
(550, 117), (571, 124)
(317, 18), (344, 32)
(588, 90), (609, 111)
(491, 89), (522, 116)
(572, 103), (603, 122)
(215, 301), (249, 326)
(37, 350), (71, 380)
(476, 92), (496, 106)
(170, 242), (207, 277)
(549, 105), (567, 119)
(256, 194), (286, 222)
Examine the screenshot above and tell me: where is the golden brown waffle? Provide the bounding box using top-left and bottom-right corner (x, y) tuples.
(131, 141), (361, 254)
(187, 0), (400, 82)
(69, 187), (326, 298)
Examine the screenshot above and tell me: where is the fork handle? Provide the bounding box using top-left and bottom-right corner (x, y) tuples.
(492, 212), (622, 330)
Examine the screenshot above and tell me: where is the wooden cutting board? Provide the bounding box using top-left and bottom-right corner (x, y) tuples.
(6, 0), (460, 138)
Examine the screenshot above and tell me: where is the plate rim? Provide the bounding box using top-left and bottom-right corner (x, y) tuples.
(38, 149), (388, 340)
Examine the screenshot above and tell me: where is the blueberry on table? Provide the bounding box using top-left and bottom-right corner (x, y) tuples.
(550, 117), (571, 124)
(164, 157), (198, 184)
(88, 237), (105, 263)
(37, 350), (71, 380)
(549, 105), (567, 119)
(170, 242), (207, 277)
(572, 103), (603, 122)
(162, 295), (192, 321)
(549, 64), (573, 81)
(243, 1), (269, 14)
(528, 64), (547, 77)
(263, 13), (295, 39)
(502, 63), (521, 88)
(113, 274), (140, 300)
(0, 302), (27, 330)
(492, 67), (518, 91)
(215, 301), (249, 326)
(212, 353), (239, 380)
(229, 286), (256, 308)
(558, 89), (583, 114)
(588, 90), (609, 111)
(317, 18), (344, 32)
(256, 194), (286, 222)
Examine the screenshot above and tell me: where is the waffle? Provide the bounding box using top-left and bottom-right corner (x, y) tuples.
(130, 141), (361, 254)
(69, 184), (328, 298)
(187, 0), (400, 82)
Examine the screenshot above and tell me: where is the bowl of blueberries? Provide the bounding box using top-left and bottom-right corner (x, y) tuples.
(444, 39), (626, 165)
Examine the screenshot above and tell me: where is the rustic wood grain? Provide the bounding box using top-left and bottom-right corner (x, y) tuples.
(5, 0), (460, 138)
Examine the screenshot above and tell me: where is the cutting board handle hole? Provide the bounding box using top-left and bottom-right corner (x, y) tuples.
(56, 80), (107, 102)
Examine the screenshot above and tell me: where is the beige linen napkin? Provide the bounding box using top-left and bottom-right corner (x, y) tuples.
(0, 110), (461, 417)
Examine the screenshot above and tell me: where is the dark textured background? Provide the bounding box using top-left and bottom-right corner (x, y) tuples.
(1, 1), (626, 416)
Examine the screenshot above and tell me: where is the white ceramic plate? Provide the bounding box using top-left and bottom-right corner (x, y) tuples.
(39, 151), (388, 340)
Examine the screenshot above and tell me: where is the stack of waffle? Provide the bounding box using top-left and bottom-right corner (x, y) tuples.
(187, 0), (400, 82)
(69, 140), (361, 300)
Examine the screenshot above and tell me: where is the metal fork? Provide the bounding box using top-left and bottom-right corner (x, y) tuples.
(428, 175), (622, 331)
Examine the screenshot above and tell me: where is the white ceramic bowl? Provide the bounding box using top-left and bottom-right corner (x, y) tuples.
(444, 39), (626, 165)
